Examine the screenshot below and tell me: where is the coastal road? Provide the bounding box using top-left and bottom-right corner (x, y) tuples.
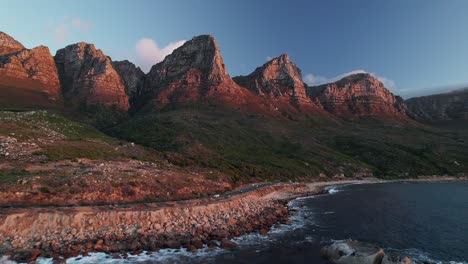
(0, 180), (284, 210)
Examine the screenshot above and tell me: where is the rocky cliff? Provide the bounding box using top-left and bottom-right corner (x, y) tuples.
(406, 88), (468, 122)
(142, 35), (252, 109)
(54, 42), (129, 110)
(112, 60), (145, 108)
(0, 32), (61, 104)
(0, 32), (25, 56)
(307, 73), (409, 119)
(233, 54), (324, 113)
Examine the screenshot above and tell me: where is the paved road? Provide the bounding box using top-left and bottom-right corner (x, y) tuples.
(0, 181), (284, 210)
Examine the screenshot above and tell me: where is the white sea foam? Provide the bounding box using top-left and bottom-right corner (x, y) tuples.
(323, 184), (347, 194)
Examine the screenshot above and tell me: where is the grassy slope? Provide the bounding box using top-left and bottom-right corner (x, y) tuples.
(109, 103), (468, 181)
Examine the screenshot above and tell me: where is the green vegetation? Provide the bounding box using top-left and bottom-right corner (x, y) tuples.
(108, 103), (468, 181)
(2, 101), (467, 182)
(0, 110), (113, 141)
(0, 169), (36, 184)
(35, 141), (128, 161)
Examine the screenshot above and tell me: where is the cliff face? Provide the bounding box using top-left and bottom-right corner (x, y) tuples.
(406, 88), (468, 121)
(0, 32), (61, 103)
(0, 32), (25, 56)
(233, 54), (324, 113)
(54, 42), (129, 110)
(307, 73), (409, 119)
(112, 60), (145, 108)
(142, 35), (251, 108)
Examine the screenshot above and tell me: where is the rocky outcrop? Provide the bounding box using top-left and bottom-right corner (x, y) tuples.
(321, 240), (412, 264)
(54, 42), (129, 110)
(142, 35), (251, 109)
(0, 46), (61, 99)
(0, 31), (25, 56)
(307, 73), (409, 119)
(0, 32), (61, 103)
(233, 54), (324, 113)
(405, 88), (468, 122)
(112, 60), (145, 108)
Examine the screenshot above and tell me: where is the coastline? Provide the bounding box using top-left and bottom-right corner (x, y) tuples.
(0, 176), (466, 263)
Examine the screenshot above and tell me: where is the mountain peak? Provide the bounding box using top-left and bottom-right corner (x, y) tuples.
(142, 34), (244, 108)
(233, 54), (325, 113)
(0, 31), (25, 56)
(273, 53), (290, 63)
(150, 34), (228, 83)
(55, 42), (129, 109)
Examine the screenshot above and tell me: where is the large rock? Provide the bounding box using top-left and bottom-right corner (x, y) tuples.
(321, 240), (385, 264)
(0, 31), (25, 56)
(406, 88), (468, 122)
(0, 32), (61, 105)
(381, 254), (413, 264)
(308, 73), (409, 119)
(142, 35), (252, 109)
(112, 60), (145, 108)
(233, 54), (324, 113)
(54, 42), (129, 110)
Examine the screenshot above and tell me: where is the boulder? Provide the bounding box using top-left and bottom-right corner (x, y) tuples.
(220, 239), (238, 250)
(321, 240), (385, 264)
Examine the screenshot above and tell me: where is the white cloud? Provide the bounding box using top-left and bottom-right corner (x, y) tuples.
(303, 73), (329, 86)
(51, 17), (93, 44)
(135, 38), (186, 73)
(304, 69), (397, 92)
(71, 18), (92, 32)
(266, 56), (273, 61)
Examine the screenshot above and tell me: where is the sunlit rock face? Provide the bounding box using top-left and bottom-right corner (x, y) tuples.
(0, 31), (25, 56)
(142, 35), (254, 109)
(233, 54), (325, 113)
(55, 42), (129, 110)
(307, 73), (409, 119)
(0, 32), (61, 101)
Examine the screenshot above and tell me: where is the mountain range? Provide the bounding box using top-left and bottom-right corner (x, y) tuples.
(1, 31), (467, 181)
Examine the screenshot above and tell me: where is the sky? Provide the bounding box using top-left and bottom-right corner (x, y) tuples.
(1, 0), (468, 98)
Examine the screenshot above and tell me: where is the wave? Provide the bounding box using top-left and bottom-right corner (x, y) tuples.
(324, 186), (341, 194)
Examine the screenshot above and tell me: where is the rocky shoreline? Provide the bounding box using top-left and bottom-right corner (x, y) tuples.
(1, 177), (465, 263)
(0, 181), (343, 263)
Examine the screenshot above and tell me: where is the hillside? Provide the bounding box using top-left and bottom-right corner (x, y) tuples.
(0, 30), (467, 208)
(406, 88), (468, 122)
(109, 102), (468, 181)
(0, 110), (231, 206)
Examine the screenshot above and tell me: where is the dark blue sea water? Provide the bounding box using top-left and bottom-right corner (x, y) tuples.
(34, 181), (468, 264)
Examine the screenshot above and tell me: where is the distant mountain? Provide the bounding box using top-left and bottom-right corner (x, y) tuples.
(307, 73), (409, 119)
(406, 88), (468, 122)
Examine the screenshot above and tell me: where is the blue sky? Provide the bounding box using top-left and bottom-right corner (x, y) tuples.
(1, 0), (468, 98)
